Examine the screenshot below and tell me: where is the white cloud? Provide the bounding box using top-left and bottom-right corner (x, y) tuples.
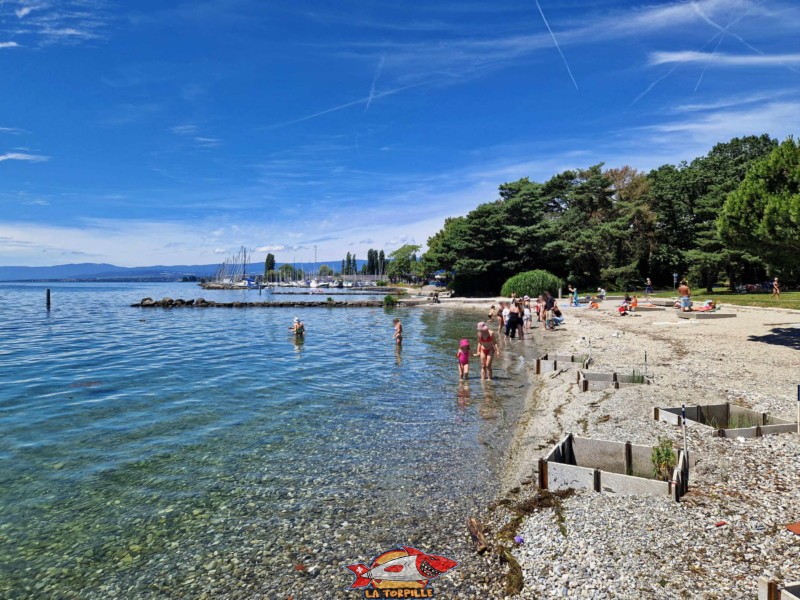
(0, 152), (49, 162)
(16, 6), (34, 18)
(255, 245), (286, 252)
(0, 41), (20, 49)
(636, 101), (799, 150)
(649, 50), (800, 67)
(0, 126), (25, 134)
(171, 124), (199, 135)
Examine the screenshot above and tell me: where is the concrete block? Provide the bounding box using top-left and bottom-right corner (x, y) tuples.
(600, 472), (669, 496)
(676, 311), (737, 319)
(547, 462), (595, 492)
(541, 434), (690, 500)
(573, 437), (626, 474)
(656, 403), (796, 438)
(782, 582), (800, 600)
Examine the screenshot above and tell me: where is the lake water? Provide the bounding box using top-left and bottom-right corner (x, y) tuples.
(0, 282), (532, 599)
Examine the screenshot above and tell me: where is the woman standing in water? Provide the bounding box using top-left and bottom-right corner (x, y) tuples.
(476, 322), (500, 381)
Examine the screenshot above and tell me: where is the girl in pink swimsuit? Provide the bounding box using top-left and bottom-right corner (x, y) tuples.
(456, 339), (471, 379)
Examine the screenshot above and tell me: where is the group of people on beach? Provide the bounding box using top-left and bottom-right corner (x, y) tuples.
(486, 292), (563, 339)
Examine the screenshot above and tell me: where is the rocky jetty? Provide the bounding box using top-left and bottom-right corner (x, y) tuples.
(131, 297), (384, 308)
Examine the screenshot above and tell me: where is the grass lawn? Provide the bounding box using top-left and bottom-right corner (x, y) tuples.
(646, 289), (800, 311)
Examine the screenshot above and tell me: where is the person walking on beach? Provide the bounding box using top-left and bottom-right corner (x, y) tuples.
(476, 322), (499, 381)
(392, 318), (403, 345)
(456, 339), (471, 379)
(645, 277), (653, 299)
(289, 316), (305, 336)
(677, 280), (692, 312)
(771, 277), (781, 300)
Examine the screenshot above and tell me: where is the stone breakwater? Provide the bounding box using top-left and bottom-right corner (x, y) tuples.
(131, 297), (384, 308)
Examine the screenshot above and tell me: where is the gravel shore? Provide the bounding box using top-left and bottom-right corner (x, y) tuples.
(436, 297), (800, 599)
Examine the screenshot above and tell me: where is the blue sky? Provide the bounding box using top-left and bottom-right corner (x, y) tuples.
(1, 0), (798, 267)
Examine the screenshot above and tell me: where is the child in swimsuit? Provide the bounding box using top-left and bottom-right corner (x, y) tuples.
(456, 339), (470, 379)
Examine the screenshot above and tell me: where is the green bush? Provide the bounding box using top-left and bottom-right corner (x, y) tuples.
(500, 270), (562, 298)
(651, 438), (677, 481)
(383, 295), (397, 307)
(375, 280), (388, 287)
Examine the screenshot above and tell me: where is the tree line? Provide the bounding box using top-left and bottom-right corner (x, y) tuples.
(423, 135), (799, 296)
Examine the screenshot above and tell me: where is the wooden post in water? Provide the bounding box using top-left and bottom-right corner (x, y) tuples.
(46, 288), (51, 311)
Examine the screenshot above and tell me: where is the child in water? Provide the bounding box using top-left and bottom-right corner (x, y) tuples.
(456, 339), (471, 379)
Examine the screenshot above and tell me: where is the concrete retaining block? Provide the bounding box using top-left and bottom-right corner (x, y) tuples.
(535, 353), (591, 374)
(539, 434), (690, 501)
(758, 577), (800, 600)
(676, 311), (737, 319)
(577, 370), (653, 392)
(654, 403), (796, 438)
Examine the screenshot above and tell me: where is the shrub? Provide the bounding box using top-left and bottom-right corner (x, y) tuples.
(501, 270), (562, 298)
(375, 280), (388, 287)
(651, 438), (677, 481)
(383, 295), (397, 307)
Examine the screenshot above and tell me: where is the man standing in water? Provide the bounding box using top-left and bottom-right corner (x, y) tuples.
(678, 280), (692, 312)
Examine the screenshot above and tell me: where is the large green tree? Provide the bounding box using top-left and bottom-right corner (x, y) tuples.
(386, 244), (421, 282)
(718, 137), (800, 273)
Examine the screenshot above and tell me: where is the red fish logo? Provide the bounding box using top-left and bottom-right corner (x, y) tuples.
(345, 546), (458, 591)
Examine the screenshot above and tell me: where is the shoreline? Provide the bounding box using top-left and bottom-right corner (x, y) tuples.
(435, 298), (800, 598)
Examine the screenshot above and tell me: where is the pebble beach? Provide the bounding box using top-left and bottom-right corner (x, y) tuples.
(434, 296), (800, 599)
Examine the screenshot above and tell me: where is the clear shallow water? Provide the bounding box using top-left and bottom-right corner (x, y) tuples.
(0, 282), (531, 599)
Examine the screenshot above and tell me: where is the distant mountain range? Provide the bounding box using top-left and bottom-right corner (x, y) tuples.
(0, 261), (365, 282)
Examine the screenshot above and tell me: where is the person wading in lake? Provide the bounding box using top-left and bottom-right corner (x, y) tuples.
(476, 322), (499, 381)
(393, 318), (403, 345)
(289, 316), (305, 336)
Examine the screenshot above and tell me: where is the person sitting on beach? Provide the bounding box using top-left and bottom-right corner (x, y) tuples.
(456, 339), (471, 379)
(552, 304), (565, 326)
(476, 322), (500, 380)
(588, 300), (600, 309)
(289, 316), (305, 336)
(630, 295), (638, 311)
(393, 318), (403, 345)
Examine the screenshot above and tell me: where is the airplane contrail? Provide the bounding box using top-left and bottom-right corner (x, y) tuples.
(364, 55), (386, 114)
(534, 0), (579, 91)
(262, 82), (426, 130)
